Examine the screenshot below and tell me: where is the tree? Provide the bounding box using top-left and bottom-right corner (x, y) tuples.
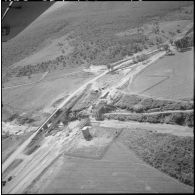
(28, 74), (31, 79)
(174, 36), (191, 50)
(169, 39), (173, 45)
(152, 22), (160, 34)
(163, 44), (170, 51)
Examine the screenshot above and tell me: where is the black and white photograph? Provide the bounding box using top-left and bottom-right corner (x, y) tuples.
(1, 1), (194, 193)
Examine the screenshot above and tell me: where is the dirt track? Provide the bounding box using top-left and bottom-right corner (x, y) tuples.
(91, 119), (193, 137)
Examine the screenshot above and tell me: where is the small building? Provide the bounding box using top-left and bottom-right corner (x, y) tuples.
(81, 126), (92, 141)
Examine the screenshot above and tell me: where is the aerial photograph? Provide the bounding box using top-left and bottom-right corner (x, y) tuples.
(1, 1), (194, 194)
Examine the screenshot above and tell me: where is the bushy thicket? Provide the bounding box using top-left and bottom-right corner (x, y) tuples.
(104, 111), (194, 127)
(92, 100), (116, 121)
(121, 130), (194, 186)
(175, 31), (194, 49)
(109, 90), (194, 113)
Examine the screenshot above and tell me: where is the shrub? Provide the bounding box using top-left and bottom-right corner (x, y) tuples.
(162, 44), (170, 51)
(136, 53), (148, 62)
(110, 90), (193, 115)
(121, 130), (194, 186)
(145, 114), (161, 123)
(133, 104), (145, 113)
(175, 33), (193, 49)
(169, 113), (185, 125)
(140, 98), (154, 110)
(184, 112), (194, 127)
(116, 94), (142, 110)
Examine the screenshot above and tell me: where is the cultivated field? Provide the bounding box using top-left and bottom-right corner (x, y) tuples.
(126, 49), (194, 100)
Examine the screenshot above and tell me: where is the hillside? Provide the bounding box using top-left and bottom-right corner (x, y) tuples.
(2, 1), (193, 79)
(2, 2), (194, 193)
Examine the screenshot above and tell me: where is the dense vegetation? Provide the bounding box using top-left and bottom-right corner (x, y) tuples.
(108, 90), (194, 113)
(101, 90), (194, 126)
(175, 29), (194, 50)
(120, 130), (194, 186)
(105, 111), (194, 127)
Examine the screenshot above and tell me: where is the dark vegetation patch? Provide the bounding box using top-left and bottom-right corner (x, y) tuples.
(119, 129), (194, 186)
(175, 29), (194, 50)
(109, 90), (194, 113)
(105, 112), (194, 127)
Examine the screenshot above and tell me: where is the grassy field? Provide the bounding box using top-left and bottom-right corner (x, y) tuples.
(108, 90), (193, 113)
(3, 73), (44, 88)
(126, 49), (194, 100)
(119, 129), (194, 186)
(2, 2), (192, 75)
(2, 71), (94, 123)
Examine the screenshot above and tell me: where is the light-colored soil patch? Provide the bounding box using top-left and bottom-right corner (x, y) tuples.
(2, 122), (36, 136)
(62, 124), (122, 159)
(93, 119), (194, 137)
(83, 65), (107, 74)
(126, 49), (193, 100)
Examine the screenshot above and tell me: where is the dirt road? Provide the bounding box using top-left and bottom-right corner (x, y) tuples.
(91, 119), (194, 137)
